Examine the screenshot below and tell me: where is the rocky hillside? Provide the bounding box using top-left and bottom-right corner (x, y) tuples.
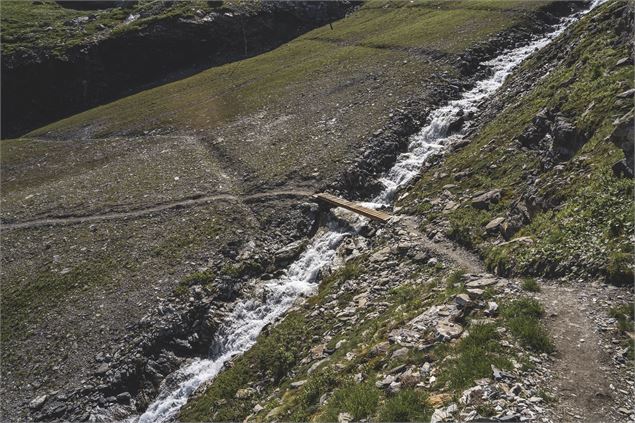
(399, 0), (634, 285)
(1, 1), (633, 422)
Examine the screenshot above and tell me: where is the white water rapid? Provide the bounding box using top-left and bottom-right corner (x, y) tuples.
(370, 0), (604, 206)
(129, 3), (603, 422)
(134, 221), (352, 423)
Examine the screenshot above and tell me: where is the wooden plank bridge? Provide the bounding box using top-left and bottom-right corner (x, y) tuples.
(313, 193), (391, 223)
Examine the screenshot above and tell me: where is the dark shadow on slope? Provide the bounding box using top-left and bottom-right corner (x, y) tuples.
(1, 1), (359, 139)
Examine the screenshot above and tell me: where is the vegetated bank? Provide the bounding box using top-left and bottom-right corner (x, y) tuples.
(400, 0), (634, 285)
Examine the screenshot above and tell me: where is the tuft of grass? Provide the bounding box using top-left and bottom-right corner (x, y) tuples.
(476, 403), (497, 417)
(502, 298), (554, 353)
(318, 382), (380, 422)
(377, 389), (431, 422)
(440, 323), (511, 390)
(290, 370), (341, 421)
(521, 277), (541, 292)
(175, 269), (216, 296)
(609, 303), (635, 334)
(446, 268), (466, 289)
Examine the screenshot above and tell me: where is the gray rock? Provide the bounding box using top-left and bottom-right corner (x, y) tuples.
(391, 347), (410, 359)
(235, 388), (256, 399)
(454, 293), (471, 308)
(116, 392), (132, 404)
(485, 301), (499, 317)
(485, 217), (505, 233)
(290, 380), (307, 389)
(471, 190), (501, 209)
(29, 395), (47, 410)
(94, 363), (109, 376)
(466, 277), (497, 289)
(436, 320), (464, 341)
(617, 88), (635, 98)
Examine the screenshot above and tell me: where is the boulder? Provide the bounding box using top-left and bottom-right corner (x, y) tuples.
(466, 277), (497, 289)
(453, 293), (471, 308)
(551, 115), (586, 160)
(29, 395), (48, 410)
(471, 190), (501, 210)
(485, 217), (505, 234)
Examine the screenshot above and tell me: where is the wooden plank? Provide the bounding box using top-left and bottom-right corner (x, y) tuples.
(313, 193), (391, 223)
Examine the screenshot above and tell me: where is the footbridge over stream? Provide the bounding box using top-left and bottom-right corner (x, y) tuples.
(313, 193), (391, 223)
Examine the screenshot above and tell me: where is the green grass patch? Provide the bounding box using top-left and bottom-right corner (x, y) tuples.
(439, 323), (511, 390)
(521, 277), (541, 292)
(318, 381), (380, 422)
(377, 389), (431, 422)
(502, 298), (554, 353)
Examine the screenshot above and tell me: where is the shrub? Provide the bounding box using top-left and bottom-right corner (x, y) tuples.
(378, 389), (431, 422)
(608, 303), (635, 333)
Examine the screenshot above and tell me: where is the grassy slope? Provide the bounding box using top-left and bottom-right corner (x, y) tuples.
(401, 0), (634, 283)
(0, 0), (248, 60)
(1, 1), (554, 219)
(27, 0), (549, 140)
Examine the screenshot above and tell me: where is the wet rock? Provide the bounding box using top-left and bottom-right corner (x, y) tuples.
(116, 392), (131, 404)
(471, 190), (501, 209)
(274, 239), (307, 266)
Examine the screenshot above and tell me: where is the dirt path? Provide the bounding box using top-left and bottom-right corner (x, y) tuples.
(539, 284), (631, 423)
(399, 216), (484, 273)
(1, 189), (314, 230)
(399, 215), (631, 422)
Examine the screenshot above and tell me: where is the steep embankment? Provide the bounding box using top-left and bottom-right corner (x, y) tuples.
(1, 0), (355, 138)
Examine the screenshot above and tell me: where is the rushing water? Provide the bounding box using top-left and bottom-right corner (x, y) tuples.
(370, 0), (603, 206)
(133, 221), (352, 423)
(129, 3), (603, 422)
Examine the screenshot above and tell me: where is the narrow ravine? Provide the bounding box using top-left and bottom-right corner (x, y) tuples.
(126, 3), (604, 422)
